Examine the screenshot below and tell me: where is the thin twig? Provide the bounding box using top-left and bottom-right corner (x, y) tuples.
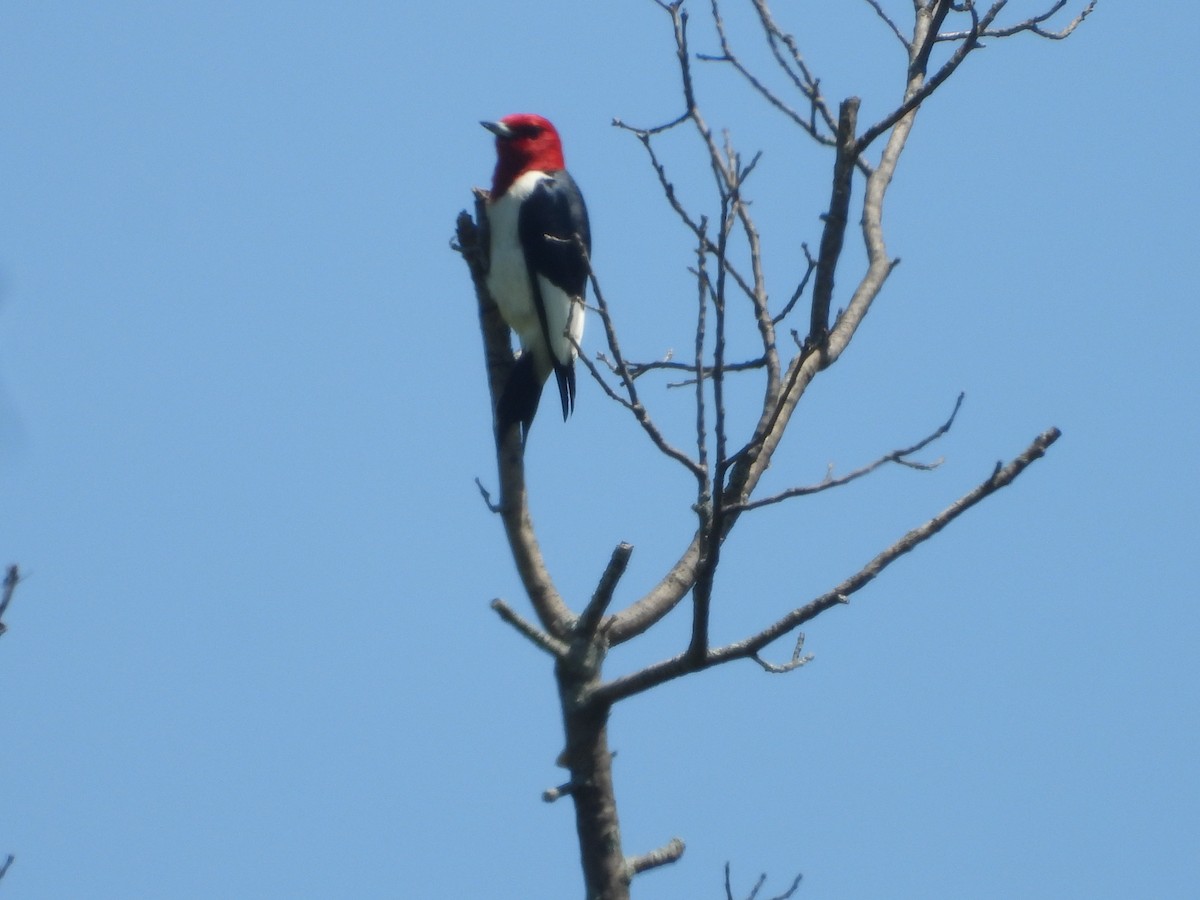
(752, 632), (814, 673)
(765, 872), (804, 900)
(490, 599), (569, 659)
(578, 543), (634, 639)
(747, 0), (841, 137)
(575, 341), (638, 412)
(0, 565), (19, 638)
(612, 109), (690, 137)
(863, 0), (912, 48)
(626, 355), (767, 380)
(730, 392), (964, 513)
(724, 150), (781, 400)
(771, 245), (817, 325)
(598, 426), (1061, 703)
(694, 219), (711, 487)
(726, 862), (803, 900)
(626, 837), (686, 878)
(571, 239), (706, 481)
(705, 0), (835, 147)
(616, 127), (761, 305)
(854, 1), (1003, 156)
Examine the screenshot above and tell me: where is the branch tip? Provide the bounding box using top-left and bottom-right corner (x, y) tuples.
(753, 633), (814, 673)
(0, 564), (20, 638)
(598, 426), (1061, 705)
(542, 779), (581, 803)
(578, 543), (635, 638)
(491, 599), (569, 658)
(473, 477), (501, 514)
(626, 837), (686, 878)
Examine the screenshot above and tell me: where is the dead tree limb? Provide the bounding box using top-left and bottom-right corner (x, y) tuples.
(595, 427), (1061, 705)
(724, 861), (803, 900)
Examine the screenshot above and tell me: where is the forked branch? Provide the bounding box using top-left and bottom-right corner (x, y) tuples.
(597, 426), (1061, 705)
(730, 392), (964, 513)
(725, 861), (803, 900)
(938, 0), (1096, 40)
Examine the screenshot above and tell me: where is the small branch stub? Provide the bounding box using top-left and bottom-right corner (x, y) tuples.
(491, 599), (569, 659)
(474, 477), (502, 514)
(753, 632), (813, 674)
(626, 837), (685, 879)
(543, 778), (581, 803)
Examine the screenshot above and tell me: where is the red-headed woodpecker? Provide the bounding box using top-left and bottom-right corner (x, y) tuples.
(482, 113), (591, 441)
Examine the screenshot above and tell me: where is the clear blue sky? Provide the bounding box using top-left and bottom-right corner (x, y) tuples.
(2, 2), (1196, 897)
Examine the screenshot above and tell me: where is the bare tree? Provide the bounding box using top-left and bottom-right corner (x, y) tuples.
(455, 1), (1095, 897)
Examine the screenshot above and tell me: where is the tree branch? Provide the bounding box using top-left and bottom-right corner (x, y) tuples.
(578, 543), (634, 639)
(771, 244), (816, 326)
(725, 861), (803, 900)
(612, 123), (762, 306)
(597, 426), (1061, 704)
(626, 837), (686, 879)
(729, 392), (964, 513)
(703, 0), (836, 148)
(809, 98), (860, 345)
(746, 0), (841, 140)
(854, 1), (1005, 156)
(751, 632), (814, 674)
(606, 0), (1022, 650)
(623, 354), (767, 382)
(939, 0), (1096, 40)
(573, 253), (706, 482)
(455, 207), (574, 639)
(863, 0), (912, 49)
(491, 599), (569, 659)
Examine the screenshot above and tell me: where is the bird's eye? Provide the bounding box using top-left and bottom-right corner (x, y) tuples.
(516, 124), (542, 138)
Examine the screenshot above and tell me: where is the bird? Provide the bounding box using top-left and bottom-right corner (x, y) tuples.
(481, 113), (591, 442)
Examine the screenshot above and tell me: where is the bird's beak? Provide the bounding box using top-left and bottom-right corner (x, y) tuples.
(481, 120), (513, 139)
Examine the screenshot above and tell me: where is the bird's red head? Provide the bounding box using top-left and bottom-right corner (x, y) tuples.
(483, 113), (567, 197)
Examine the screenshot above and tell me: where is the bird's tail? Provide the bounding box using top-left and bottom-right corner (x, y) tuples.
(497, 353), (546, 443)
(552, 358), (576, 422)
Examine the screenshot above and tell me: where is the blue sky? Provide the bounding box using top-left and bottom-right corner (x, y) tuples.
(1, 2), (1196, 897)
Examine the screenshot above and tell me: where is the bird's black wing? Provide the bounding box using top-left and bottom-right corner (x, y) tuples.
(517, 170), (591, 297)
(517, 170), (591, 421)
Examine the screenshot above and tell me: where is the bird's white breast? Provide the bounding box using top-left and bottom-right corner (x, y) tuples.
(485, 171), (547, 344)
